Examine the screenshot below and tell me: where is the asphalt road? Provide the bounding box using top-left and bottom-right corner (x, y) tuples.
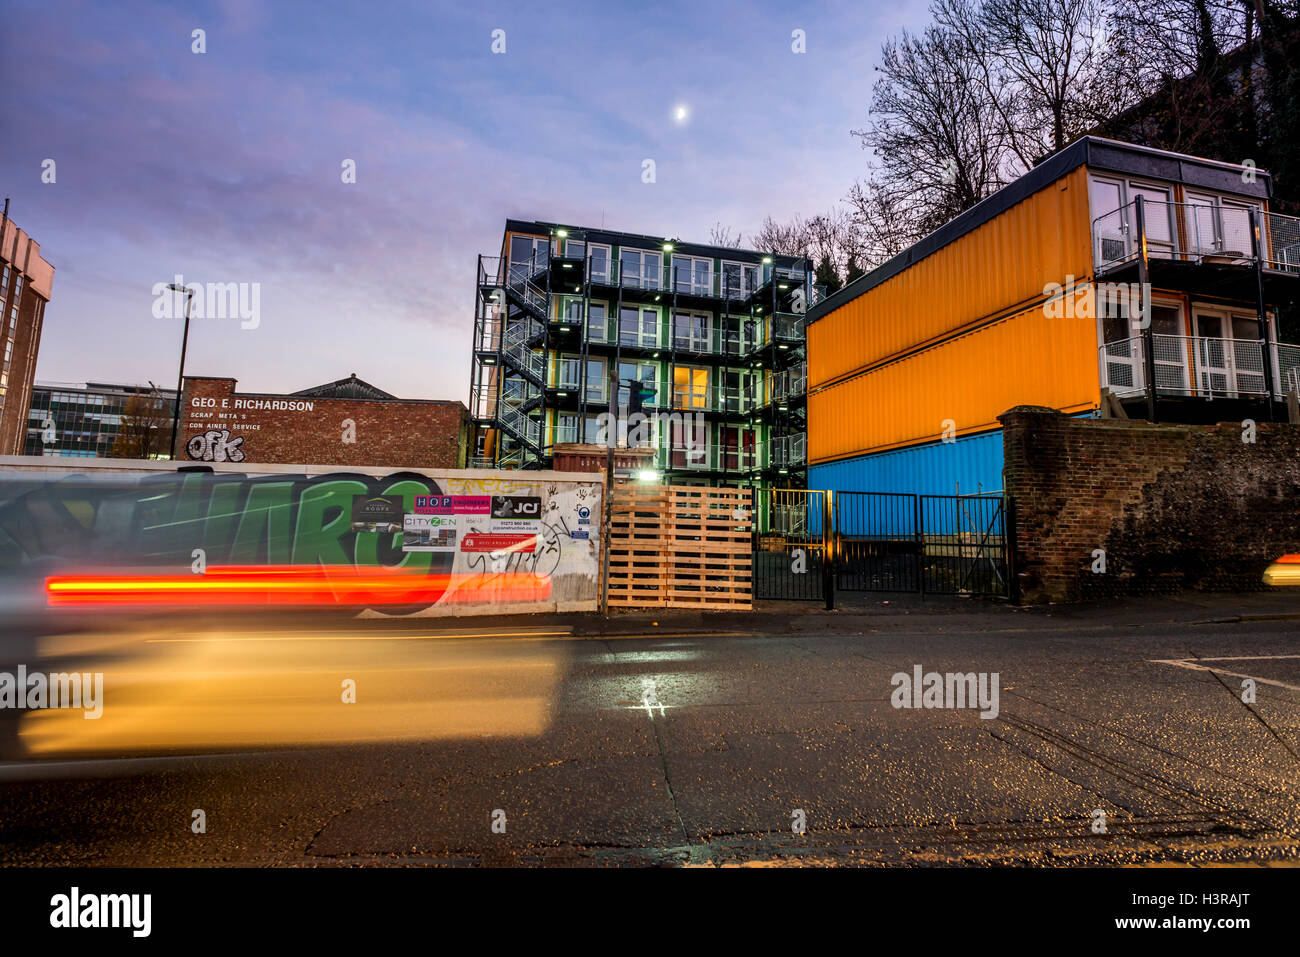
(1, 600), (1299, 867)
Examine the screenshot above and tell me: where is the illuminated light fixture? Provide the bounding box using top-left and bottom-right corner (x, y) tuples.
(762, 256), (772, 264)
(653, 352), (660, 358)
(556, 391), (568, 397)
(654, 294), (661, 301)
(557, 229), (568, 237)
(663, 242), (674, 252)
(560, 326), (570, 332)
(779, 284), (789, 289)
(779, 344), (789, 350)
(484, 358), (496, 364)
(638, 469), (660, 482)
(562, 263), (573, 268)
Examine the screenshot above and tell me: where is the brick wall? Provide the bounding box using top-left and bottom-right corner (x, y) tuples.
(1000, 405), (1300, 603)
(177, 377), (467, 468)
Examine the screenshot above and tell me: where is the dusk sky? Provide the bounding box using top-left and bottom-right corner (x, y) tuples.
(1, 0), (927, 402)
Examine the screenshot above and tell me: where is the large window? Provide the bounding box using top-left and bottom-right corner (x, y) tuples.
(671, 256), (712, 296)
(619, 306), (658, 348)
(508, 235), (548, 281)
(555, 413), (580, 445)
(670, 418), (708, 469)
(617, 361), (658, 412)
(720, 425), (756, 470)
(588, 244), (611, 284)
(585, 357), (607, 402)
(673, 311), (712, 352)
(587, 301), (608, 342)
(1090, 177), (1175, 260)
(556, 355), (581, 391)
(673, 366), (710, 410)
(720, 369), (754, 413)
(619, 249), (661, 290)
(721, 262), (758, 299)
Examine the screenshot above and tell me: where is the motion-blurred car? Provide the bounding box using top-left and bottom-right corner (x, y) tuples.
(1262, 554), (1300, 586)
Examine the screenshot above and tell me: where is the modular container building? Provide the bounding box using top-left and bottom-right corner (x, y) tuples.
(805, 136), (1300, 495)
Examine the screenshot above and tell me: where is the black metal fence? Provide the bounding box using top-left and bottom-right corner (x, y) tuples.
(750, 488), (832, 605)
(753, 489), (1010, 602)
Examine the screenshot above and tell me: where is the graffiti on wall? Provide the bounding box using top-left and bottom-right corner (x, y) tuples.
(0, 468), (603, 614)
(186, 429), (246, 463)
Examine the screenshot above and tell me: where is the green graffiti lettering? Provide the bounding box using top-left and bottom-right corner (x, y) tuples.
(230, 482), (295, 564)
(292, 479), (368, 566)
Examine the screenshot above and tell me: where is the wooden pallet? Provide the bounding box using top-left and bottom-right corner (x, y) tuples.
(607, 484), (753, 610)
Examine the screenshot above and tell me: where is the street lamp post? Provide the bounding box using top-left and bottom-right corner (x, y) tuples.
(166, 283), (195, 460)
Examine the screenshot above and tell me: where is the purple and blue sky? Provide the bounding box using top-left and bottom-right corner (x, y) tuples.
(0, 0), (927, 401)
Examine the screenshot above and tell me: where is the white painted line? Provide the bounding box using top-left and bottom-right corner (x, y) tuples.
(1149, 656), (1300, 693)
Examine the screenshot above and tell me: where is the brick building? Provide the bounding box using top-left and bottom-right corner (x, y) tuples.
(176, 374), (467, 468)
(0, 207), (55, 456)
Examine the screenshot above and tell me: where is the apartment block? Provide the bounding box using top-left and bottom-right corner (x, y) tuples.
(469, 220), (818, 486)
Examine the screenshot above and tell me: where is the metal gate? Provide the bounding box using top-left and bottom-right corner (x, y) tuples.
(751, 488), (832, 604)
(833, 491), (1009, 598)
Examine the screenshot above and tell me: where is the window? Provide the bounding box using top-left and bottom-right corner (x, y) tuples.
(1185, 193), (1258, 259)
(1192, 306), (1268, 396)
(619, 306), (658, 347)
(673, 366), (710, 410)
(619, 249), (661, 290)
(585, 357), (607, 402)
(720, 425), (756, 470)
(1090, 177), (1176, 260)
(508, 235), (549, 282)
(670, 418), (708, 469)
(562, 299), (585, 326)
(587, 301), (608, 342)
(721, 262), (758, 299)
(555, 413), (580, 445)
(671, 256), (712, 295)
(616, 361), (658, 412)
(588, 244), (611, 284)
(556, 355), (581, 391)
(720, 369), (754, 413)
(673, 311), (711, 351)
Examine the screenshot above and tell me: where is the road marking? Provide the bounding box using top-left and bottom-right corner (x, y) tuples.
(1149, 655), (1300, 692)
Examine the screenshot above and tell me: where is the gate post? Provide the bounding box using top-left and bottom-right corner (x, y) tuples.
(1005, 495), (1020, 605)
(914, 494), (925, 600)
(822, 490), (835, 610)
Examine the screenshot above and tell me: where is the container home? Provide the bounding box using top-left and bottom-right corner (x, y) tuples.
(805, 137), (1300, 495)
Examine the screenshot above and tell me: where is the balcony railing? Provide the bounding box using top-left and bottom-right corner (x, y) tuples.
(1092, 200), (1300, 273)
(1099, 334), (1300, 399)
(770, 433), (807, 468)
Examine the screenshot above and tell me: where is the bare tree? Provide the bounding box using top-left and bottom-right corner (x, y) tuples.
(853, 21), (1014, 237)
(968, 0), (1127, 160)
(707, 222), (744, 248)
(844, 177), (924, 268)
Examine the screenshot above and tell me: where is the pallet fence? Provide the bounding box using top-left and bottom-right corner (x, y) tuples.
(606, 484), (753, 609)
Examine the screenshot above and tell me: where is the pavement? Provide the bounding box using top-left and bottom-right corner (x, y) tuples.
(0, 590), (1298, 867)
